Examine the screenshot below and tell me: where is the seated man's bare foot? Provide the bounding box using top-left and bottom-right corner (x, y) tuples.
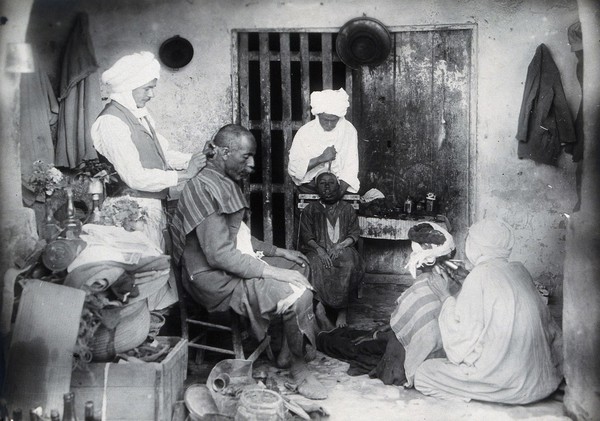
(335, 309), (348, 328)
(315, 302), (335, 331)
(291, 361), (328, 400)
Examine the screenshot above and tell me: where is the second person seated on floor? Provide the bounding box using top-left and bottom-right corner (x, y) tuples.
(298, 172), (365, 328)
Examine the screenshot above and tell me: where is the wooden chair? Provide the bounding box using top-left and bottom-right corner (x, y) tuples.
(173, 261), (273, 364)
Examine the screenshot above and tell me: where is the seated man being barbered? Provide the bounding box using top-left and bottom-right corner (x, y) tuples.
(170, 124), (328, 400)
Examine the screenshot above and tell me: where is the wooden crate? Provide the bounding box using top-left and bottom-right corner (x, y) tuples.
(71, 337), (188, 421)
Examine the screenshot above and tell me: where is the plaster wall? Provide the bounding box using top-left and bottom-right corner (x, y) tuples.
(26, 0), (580, 289)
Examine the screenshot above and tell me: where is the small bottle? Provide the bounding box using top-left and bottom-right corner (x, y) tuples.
(28, 409), (38, 421)
(50, 409), (60, 421)
(86, 193), (102, 224)
(62, 392), (78, 421)
(426, 192), (436, 213)
(84, 401), (94, 421)
(403, 196), (413, 214)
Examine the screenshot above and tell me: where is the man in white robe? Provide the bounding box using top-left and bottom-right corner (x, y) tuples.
(91, 51), (206, 250)
(288, 88), (360, 197)
(414, 218), (563, 404)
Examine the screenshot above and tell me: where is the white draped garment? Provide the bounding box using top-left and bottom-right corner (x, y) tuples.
(414, 258), (563, 404)
(287, 118), (360, 193)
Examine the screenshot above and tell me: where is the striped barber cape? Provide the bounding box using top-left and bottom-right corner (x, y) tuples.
(390, 272), (445, 386)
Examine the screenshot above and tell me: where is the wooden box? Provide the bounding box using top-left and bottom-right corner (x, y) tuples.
(71, 337), (188, 421)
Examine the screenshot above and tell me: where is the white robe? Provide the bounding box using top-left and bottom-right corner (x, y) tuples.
(287, 118), (360, 193)
(414, 258), (563, 404)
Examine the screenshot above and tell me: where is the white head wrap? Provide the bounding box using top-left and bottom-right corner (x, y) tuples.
(310, 88), (350, 117)
(465, 218), (514, 266)
(102, 51), (161, 94)
(404, 222), (455, 279)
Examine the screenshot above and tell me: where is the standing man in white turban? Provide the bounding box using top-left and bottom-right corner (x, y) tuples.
(288, 88), (360, 198)
(414, 218), (563, 404)
(91, 51), (206, 250)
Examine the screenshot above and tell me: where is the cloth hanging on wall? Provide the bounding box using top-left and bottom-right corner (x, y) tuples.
(565, 21), (584, 162)
(515, 43), (576, 166)
(19, 64), (59, 179)
(55, 12), (102, 168)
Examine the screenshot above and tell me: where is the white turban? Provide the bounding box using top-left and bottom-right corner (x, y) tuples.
(310, 88), (350, 117)
(102, 51), (161, 94)
(405, 222), (455, 279)
(465, 218), (514, 266)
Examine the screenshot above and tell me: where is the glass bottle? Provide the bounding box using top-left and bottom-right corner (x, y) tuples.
(403, 196), (413, 214)
(61, 187), (82, 238)
(62, 392), (78, 421)
(85, 193), (102, 224)
(84, 401), (94, 421)
(44, 192), (61, 241)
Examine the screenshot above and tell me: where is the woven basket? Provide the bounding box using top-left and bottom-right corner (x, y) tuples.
(91, 299), (151, 361)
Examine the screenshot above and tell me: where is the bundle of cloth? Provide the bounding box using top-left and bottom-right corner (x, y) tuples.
(63, 223), (175, 363)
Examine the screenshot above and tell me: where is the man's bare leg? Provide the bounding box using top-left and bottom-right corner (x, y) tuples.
(336, 308), (348, 328)
(284, 291), (328, 400)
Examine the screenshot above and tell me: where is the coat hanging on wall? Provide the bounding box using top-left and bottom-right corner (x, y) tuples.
(515, 43), (576, 166)
(19, 60), (58, 180)
(54, 12), (102, 168)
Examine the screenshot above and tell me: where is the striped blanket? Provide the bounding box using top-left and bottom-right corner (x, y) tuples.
(390, 273), (445, 386)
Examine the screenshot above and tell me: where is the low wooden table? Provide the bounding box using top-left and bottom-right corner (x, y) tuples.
(358, 215), (449, 240)
(356, 215), (450, 297)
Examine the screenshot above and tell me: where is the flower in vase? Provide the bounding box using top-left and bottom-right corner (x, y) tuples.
(27, 160), (66, 197)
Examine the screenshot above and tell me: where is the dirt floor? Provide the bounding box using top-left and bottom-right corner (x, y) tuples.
(182, 282), (569, 421)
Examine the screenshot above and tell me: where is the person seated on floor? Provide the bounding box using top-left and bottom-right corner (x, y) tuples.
(317, 222), (460, 387)
(298, 172), (364, 327)
(414, 218), (563, 404)
(170, 124), (328, 400)
(287, 88), (360, 198)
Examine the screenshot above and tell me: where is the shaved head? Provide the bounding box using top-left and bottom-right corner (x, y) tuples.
(213, 124), (254, 150)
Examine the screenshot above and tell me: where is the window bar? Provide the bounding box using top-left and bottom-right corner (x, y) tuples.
(280, 33), (295, 249)
(259, 33), (274, 243)
(299, 33), (311, 124)
(321, 33), (333, 90)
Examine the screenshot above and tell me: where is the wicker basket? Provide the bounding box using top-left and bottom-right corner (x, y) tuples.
(91, 299), (151, 361)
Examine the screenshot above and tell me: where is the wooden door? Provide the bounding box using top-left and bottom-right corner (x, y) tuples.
(234, 27), (474, 255)
(355, 27), (474, 256)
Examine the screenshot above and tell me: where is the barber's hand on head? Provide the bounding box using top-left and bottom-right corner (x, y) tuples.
(320, 146), (337, 164)
(275, 247), (309, 267)
(178, 152), (207, 183)
(427, 269), (452, 302)
(262, 265), (313, 290)
(188, 151), (207, 174)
